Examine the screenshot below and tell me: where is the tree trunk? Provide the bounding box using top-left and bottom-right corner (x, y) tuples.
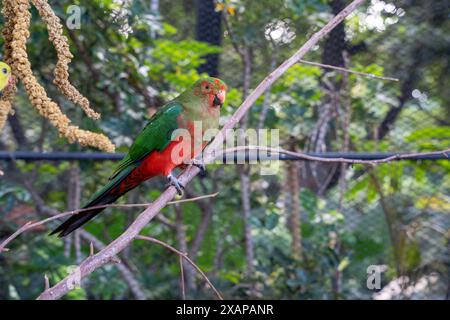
(174, 205), (195, 296)
(65, 162), (81, 261)
(286, 141), (302, 260)
(238, 47), (255, 277)
(239, 166), (254, 276)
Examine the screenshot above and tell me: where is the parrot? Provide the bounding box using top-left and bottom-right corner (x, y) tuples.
(0, 61), (14, 92)
(50, 77), (228, 237)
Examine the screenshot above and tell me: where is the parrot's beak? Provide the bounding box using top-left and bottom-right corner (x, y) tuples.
(213, 90), (226, 108)
(213, 95), (222, 107)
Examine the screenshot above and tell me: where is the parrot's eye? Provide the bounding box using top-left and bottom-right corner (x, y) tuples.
(205, 85), (210, 90)
(2, 68), (7, 74)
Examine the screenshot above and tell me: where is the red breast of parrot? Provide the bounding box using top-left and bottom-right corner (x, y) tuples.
(51, 77), (228, 237)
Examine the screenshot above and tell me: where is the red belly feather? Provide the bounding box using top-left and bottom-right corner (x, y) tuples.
(140, 140), (185, 178)
(115, 137), (204, 194)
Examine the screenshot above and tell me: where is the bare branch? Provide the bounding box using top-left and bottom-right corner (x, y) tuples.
(298, 59), (399, 82)
(220, 146), (450, 166)
(36, 0), (365, 300)
(136, 235), (223, 300)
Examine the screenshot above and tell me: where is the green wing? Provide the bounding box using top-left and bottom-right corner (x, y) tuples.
(110, 101), (184, 180)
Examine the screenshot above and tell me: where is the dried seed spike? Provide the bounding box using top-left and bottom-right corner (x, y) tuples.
(31, 0), (101, 120)
(0, 0), (17, 130)
(0, 98), (14, 130)
(2, 0), (115, 152)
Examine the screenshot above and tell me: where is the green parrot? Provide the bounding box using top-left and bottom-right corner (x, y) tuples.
(51, 77), (228, 237)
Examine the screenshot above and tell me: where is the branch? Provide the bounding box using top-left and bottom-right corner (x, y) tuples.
(0, 193), (218, 252)
(219, 146), (450, 166)
(298, 59), (399, 82)
(36, 0), (365, 300)
(4, 169), (147, 298)
(222, 12), (245, 60)
(135, 235), (223, 300)
(78, 230), (146, 300)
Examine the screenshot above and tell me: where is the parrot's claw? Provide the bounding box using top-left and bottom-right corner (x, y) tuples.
(191, 159), (206, 175)
(166, 173), (185, 196)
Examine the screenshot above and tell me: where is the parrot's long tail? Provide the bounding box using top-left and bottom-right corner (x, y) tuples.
(50, 165), (141, 237)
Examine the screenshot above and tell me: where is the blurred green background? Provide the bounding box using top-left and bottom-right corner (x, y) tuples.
(0, 0), (449, 299)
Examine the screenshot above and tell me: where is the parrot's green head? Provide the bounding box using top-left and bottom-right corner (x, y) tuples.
(0, 61), (13, 92)
(190, 77), (228, 109)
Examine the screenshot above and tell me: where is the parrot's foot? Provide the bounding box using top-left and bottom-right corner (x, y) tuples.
(190, 158), (206, 175)
(166, 173), (185, 196)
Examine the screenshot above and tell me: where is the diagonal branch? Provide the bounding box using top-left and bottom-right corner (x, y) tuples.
(9, 174), (147, 300)
(36, 0), (365, 300)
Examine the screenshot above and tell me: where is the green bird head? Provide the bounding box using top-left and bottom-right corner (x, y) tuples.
(0, 61), (13, 92)
(186, 77), (228, 109)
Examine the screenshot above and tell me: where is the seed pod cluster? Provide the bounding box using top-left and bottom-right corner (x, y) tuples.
(32, 0), (100, 120)
(0, 0), (115, 152)
(0, 0), (17, 129)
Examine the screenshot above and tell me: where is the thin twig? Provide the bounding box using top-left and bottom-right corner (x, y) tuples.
(136, 235), (223, 300)
(299, 59), (399, 81)
(219, 146), (450, 166)
(36, 0), (365, 300)
(0, 193), (218, 253)
(222, 12), (244, 59)
(0, 221), (35, 252)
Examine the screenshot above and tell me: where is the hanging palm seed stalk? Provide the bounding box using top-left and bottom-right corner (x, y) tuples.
(0, 0), (115, 152)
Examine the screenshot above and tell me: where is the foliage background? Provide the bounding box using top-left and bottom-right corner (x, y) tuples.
(0, 0), (449, 299)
